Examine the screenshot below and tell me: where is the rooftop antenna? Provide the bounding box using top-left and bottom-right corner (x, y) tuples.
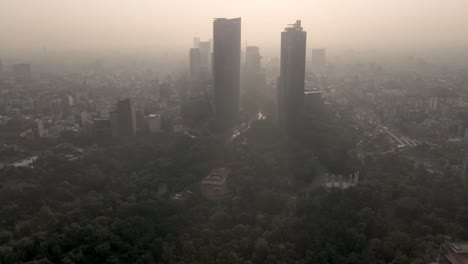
(286, 20), (303, 31)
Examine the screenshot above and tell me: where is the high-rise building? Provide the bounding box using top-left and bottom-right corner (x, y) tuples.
(111, 99), (136, 140)
(12, 63), (32, 82)
(189, 48), (201, 81)
(311, 48), (326, 72)
(278, 20), (307, 132)
(242, 46), (266, 111)
(199, 41), (212, 79)
(193, 37), (200, 48)
(213, 17), (241, 131)
(245, 46), (261, 72)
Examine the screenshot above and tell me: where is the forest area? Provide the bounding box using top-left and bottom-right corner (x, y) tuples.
(0, 110), (467, 264)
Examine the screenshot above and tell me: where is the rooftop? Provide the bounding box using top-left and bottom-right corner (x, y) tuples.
(442, 242), (468, 264)
(201, 168), (230, 186)
(450, 243), (468, 254)
(285, 20), (303, 31)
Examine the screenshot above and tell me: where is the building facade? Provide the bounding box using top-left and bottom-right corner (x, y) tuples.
(200, 168), (230, 197)
(213, 18), (241, 132)
(189, 48), (201, 81)
(199, 41), (212, 79)
(278, 20), (307, 133)
(111, 99), (136, 140)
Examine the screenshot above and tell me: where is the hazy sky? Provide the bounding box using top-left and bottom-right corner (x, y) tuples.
(1, 0), (468, 56)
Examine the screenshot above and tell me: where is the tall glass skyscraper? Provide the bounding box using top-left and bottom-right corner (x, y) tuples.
(278, 20), (307, 133)
(213, 18), (241, 132)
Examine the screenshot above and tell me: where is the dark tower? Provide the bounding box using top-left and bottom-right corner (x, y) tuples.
(278, 20), (307, 133)
(213, 17), (241, 132)
(245, 46), (261, 72)
(189, 48), (201, 81)
(111, 99), (136, 141)
(242, 46), (265, 112)
(199, 41), (212, 79)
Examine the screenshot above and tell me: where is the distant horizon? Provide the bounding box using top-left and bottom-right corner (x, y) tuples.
(2, 0), (468, 58)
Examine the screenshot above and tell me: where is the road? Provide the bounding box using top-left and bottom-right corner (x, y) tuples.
(355, 105), (420, 148)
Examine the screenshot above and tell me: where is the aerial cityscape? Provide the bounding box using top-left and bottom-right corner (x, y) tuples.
(1, 1), (468, 263)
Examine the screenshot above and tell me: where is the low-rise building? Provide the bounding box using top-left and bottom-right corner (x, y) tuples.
(438, 241), (468, 264)
(200, 168), (230, 197)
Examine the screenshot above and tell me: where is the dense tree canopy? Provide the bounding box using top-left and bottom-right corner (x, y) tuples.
(0, 109), (466, 263)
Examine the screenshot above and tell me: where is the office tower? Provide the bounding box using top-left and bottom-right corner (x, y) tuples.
(311, 48), (326, 72)
(199, 41), (211, 79)
(12, 63), (32, 82)
(243, 46), (265, 111)
(94, 119), (111, 138)
(213, 18), (241, 131)
(111, 99), (136, 140)
(193, 37), (200, 48)
(278, 20), (307, 132)
(189, 48), (201, 81)
(245, 46), (261, 72)
(135, 110), (147, 133)
(35, 119), (45, 138)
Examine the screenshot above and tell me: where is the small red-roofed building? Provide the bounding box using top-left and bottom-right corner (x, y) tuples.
(439, 241), (468, 264)
(200, 168), (230, 197)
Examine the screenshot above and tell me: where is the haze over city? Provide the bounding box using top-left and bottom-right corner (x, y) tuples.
(2, 0), (468, 57)
(2, 1), (468, 263)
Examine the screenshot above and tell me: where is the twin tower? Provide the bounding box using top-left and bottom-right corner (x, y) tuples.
(212, 18), (306, 133)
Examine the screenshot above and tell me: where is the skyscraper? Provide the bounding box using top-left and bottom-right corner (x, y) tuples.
(245, 46), (261, 72)
(193, 37), (200, 48)
(111, 99), (136, 140)
(213, 18), (241, 131)
(242, 46), (265, 112)
(311, 48), (326, 72)
(278, 20), (307, 132)
(189, 48), (201, 81)
(199, 41), (212, 79)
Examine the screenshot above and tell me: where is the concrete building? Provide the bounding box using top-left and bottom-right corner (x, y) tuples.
(323, 172), (359, 189)
(278, 20), (307, 132)
(111, 99), (136, 140)
(311, 48), (326, 72)
(94, 118), (111, 138)
(200, 168), (230, 197)
(199, 41), (212, 79)
(35, 119), (45, 138)
(213, 18), (241, 132)
(245, 46), (261, 72)
(437, 241), (468, 264)
(148, 114), (162, 133)
(243, 46), (266, 111)
(193, 37), (200, 48)
(189, 48), (201, 81)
